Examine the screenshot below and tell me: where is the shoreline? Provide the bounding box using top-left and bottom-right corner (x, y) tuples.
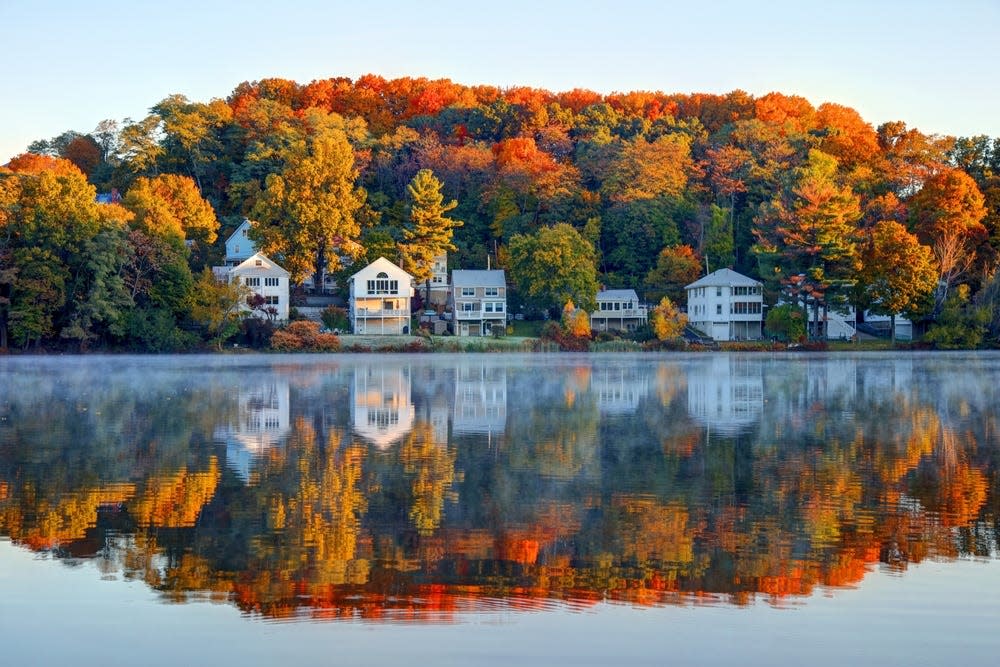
(0, 336), (963, 355)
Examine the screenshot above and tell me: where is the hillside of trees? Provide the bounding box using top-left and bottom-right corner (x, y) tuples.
(3, 74), (1000, 350)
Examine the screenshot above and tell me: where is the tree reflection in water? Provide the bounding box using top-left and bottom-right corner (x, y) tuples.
(0, 353), (997, 620)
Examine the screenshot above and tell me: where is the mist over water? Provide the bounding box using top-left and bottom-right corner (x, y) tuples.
(1, 352), (999, 663)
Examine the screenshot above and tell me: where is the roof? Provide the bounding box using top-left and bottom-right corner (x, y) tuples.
(597, 289), (639, 301)
(685, 268), (761, 289)
(452, 269), (506, 288)
(225, 218), (252, 244)
(350, 256), (413, 281)
(230, 252), (289, 277)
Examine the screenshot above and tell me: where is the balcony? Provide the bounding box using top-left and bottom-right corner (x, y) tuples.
(355, 308), (408, 318)
(593, 306), (648, 319)
(455, 309), (506, 320)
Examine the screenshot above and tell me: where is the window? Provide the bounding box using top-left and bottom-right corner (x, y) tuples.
(613, 302), (621, 311)
(716, 304), (722, 314)
(716, 287), (722, 297)
(383, 299), (396, 311)
(234, 244), (240, 254)
(484, 302), (494, 313)
(600, 302), (611, 311)
(255, 259), (262, 266)
(264, 277), (279, 287)
(494, 302), (504, 312)
(264, 295), (279, 305)
(461, 287), (475, 297)
(732, 302), (761, 314)
(432, 275), (444, 284)
(245, 277), (260, 287)
(367, 272), (398, 295)
(242, 228), (249, 238)
(485, 287), (499, 297)
(461, 302), (476, 312)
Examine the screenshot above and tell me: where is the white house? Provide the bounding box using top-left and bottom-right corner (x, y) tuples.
(686, 356), (764, 436)
(590, 289), (647, 332)
(222, 252), (290, 321)
(449, 270), (507, 337)
(351, 364), (414, 449)
(213, 379), (291, 482)
(685, 269), (764, 341)
(349, 257), (414, 335)
(224, 218), (255, 266)
(453, 361), (507, 435)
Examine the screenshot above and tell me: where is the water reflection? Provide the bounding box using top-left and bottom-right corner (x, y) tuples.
(0, 353), (998, 620)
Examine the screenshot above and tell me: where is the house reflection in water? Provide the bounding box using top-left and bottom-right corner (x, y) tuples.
(412, 364), (453, 445)
(687, 356), (763, 435)
(352, 364), (415, 448)
(453, 362), (507, 436)
(215, 380), (291, 481)
(591, 364), (649, 415)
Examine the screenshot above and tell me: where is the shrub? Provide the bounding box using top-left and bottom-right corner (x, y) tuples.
(320, 305), (350, 332)
(765, 304), (806, 342)
(271, 320), (340, 351)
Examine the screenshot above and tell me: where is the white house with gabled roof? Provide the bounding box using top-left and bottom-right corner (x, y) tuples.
(221, 252), (290, 321)
(685, 268), (763, 341)
(349, 257), (414, 335)
(590, 289), (647, 332)
(449, 269), (507, 336)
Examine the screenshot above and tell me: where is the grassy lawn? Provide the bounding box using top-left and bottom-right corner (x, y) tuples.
(825, 339), (896, 351)
(509, 319), (545, 337)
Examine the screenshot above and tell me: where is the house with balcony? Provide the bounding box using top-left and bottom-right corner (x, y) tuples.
(349, 257), (414, 335)
(685, 268), (763, 341)
(351, 364), (414, 449)
(449, 269), (507, 336)
(590, 289), (647, 332)
(217, 252), (290, 321)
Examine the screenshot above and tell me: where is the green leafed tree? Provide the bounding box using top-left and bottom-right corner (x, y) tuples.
(858, 220), (937, 343)
(188, 268), (248, 350)
(251, 128), (366, 285)
(398, 168), (462, 300)
(753, 149), (862, 336)
(645, 244), (702, 305)
(507, 223), (599, 314)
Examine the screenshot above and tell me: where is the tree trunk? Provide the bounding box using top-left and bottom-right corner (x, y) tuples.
(890, 313), (896, 345)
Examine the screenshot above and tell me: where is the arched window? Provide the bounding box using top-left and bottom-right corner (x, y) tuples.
(367, 271), (398, 295)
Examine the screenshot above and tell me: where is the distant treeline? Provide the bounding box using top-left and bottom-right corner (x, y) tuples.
(3, 75), (1000, 350)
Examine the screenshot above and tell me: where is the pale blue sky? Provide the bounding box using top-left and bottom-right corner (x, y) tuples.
(2, 0), (997, 163)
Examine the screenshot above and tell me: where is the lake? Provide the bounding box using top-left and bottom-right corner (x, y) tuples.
(1, 352), (998, 666)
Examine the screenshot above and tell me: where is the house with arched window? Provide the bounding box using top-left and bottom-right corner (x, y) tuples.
(348, 257), (414, 334)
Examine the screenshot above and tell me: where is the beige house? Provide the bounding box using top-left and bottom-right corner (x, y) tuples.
(590, 289), (647, 332)
(449, 269), (507, 336)
(349, 257), (414, 335)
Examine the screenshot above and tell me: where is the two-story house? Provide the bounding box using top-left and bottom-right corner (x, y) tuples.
(449, 269), (507, 336)
(590, 289), (647, 332)
(225, 252), (290, 321)
(349, 257), (414, 335)
(685, 268), (763, 341)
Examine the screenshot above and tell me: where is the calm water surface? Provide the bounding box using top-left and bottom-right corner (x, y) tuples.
(1, 352), (999, 666)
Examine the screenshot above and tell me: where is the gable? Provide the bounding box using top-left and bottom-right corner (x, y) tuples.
(231, 253), (289, 277)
